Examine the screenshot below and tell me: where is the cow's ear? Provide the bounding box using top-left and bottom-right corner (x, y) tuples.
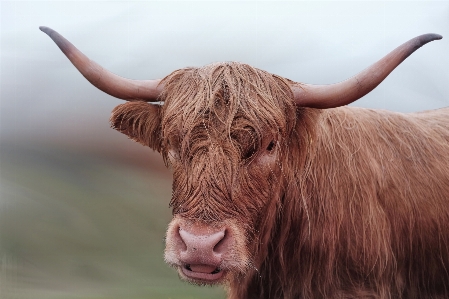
(110, 101), (162, 151)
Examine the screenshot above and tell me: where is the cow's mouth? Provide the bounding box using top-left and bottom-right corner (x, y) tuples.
(181, 264), (224, 283)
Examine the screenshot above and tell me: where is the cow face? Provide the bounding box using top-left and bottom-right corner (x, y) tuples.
(111, 62), (296, 285)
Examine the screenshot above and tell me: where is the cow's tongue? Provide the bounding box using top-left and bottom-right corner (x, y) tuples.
(189, 264), (217, 273)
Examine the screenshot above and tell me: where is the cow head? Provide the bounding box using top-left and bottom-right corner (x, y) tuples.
(40, 26), (441, 285)
(110, 63), (297, 284)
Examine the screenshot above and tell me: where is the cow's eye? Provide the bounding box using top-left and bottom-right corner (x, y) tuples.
(167, 149), (180, 167)
(243, 147), (257, 160)
(167, 147), (179, 164)
(266, 140), (276, 152)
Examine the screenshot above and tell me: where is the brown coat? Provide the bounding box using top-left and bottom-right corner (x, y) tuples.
(111, 63), (449, 298)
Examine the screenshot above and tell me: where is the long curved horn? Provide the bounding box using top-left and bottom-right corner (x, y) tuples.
(40, 26), (163, 101)
(292, 34), (442, 108)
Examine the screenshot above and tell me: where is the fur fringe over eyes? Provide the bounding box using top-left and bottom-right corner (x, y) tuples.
(157, 62), (297, 166)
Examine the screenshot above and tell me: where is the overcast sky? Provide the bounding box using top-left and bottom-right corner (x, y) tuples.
(1, 1), (449, 144)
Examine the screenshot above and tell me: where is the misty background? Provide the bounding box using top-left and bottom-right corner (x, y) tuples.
(1, 1), (449, 298)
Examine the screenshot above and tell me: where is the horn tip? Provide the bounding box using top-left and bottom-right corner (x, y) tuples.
(39, 26), (56, 36)
(429, 33), (443, 40)
(421, 33), (443, 44)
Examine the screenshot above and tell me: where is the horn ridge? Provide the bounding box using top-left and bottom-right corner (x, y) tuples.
(292, 33), (442, 108)
(40, 26), (163, 101)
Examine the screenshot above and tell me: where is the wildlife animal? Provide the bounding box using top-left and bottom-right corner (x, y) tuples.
(41, 26), (449, 299)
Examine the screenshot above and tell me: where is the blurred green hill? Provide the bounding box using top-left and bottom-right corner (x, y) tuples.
(0, 144), (224, 299)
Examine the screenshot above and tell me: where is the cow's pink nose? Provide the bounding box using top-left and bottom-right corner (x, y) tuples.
(178, 227), (228, 264)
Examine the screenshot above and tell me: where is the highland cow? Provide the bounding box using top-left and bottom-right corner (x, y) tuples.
(41, 26), (449, 299)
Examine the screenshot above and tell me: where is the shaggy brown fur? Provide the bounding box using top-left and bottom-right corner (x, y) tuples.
(111, 62), (449, 299)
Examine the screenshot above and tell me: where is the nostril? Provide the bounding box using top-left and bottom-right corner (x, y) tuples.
(176, 227), (187, 251)
(213, 229), (228, 254)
